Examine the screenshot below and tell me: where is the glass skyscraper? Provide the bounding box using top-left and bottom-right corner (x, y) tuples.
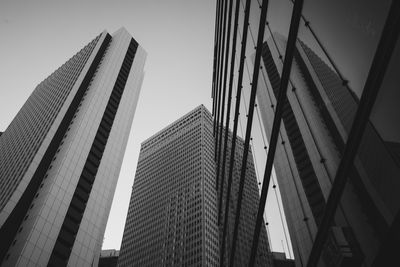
(0, 28), (146, 266)
(212, 0), (400, 266)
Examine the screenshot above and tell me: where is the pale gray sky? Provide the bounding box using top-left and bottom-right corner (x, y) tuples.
(0, 0), (289, 255)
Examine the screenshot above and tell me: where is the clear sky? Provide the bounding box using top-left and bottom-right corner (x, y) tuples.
(0, 0), (289, 256)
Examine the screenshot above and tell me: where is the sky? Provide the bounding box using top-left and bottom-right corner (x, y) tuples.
(0, 0), (290, 256)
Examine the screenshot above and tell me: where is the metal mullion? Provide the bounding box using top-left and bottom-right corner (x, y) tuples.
(248, 0), (304, 265)
(220, 0), (252, 265)
(213, 0), (223, 113)
(228, 0), (270, 265)
(214, 0), (224, 136)
(216, 0), (234, 196)
(213, 0), (224, 135)
(218, 0), (241, 227)
(212, 0), (221, 115)
(215, 0), (228, 153)
(306, 2), (400, 266)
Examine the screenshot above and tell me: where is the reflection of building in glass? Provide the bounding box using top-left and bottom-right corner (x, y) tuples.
(118, 105), (272, 266)
(257, 33), (400, 266)
(0, 28), (146, 266)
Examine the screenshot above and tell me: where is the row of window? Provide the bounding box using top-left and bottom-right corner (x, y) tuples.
(48, 37), (138, 266)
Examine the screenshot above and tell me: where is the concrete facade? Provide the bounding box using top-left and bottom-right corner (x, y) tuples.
(0, 28), (146, 267)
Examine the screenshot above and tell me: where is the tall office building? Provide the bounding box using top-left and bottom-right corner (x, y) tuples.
(0, 28), (146, 266)
(257, 34), (400, 266)
(118, 105), (271, 266)
(119, 106), (220, 266)
(212, 0), (400, 266)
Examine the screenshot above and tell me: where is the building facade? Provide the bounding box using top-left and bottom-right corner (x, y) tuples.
(119, 105), (220, 266)
(212, 0), (400, 266)
(0, 28), (146, 266)
(118, 105), (271, 266)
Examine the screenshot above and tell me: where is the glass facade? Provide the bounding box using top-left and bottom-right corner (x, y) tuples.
(212, 0), (400, 266)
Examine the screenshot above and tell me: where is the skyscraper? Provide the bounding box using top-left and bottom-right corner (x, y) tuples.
(212, 0), (400, 266)
(118, 105), (272, 266)
(119, 105), (220, 266)
(0, 28), (146, 266)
